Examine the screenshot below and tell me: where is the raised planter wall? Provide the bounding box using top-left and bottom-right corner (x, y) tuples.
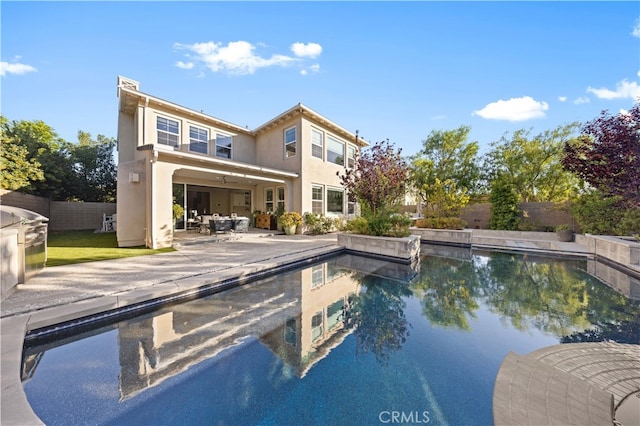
(583, 235), (640, 267)
(411, 229), (472, 246)
(337, 233), (421, 264)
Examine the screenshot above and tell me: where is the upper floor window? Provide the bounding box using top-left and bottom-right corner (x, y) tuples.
(189, 126), (208, 154)
(311, 128), (324, 159)
(215, 134), (232, 159)
(157, 116), (179, 147)
(284, 127), (296, 158)
(327, 136), (344, 166)
(347, 145), (356, 168)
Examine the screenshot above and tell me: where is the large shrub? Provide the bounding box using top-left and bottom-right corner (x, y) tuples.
(571, 190), (639, 236)
(488, 175), (520, 230)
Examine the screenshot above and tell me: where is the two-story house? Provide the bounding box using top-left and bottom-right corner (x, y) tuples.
(116, 76), (367, 248)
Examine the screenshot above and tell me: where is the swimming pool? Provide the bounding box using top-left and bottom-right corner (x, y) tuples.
(22, 247), (640, 425)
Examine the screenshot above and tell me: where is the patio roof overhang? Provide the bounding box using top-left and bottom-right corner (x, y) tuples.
(139, 144), (298, 187)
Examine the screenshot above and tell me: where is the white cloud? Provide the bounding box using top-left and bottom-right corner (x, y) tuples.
(300, 64), (320, 76)
(175, 61), (194, 70)
(574, 96), (590, 105)
(291, 42), (322, 58)
(619, 108), (629, 116)
(430, 114), (447, 120)
(587, 79), (640, 100)
(472, 96), (548, 121)
(173, 40), (297, 75)
(0, 61), (37, 77)
(632, 18), (640, 38)
(558, 96), (567, 102)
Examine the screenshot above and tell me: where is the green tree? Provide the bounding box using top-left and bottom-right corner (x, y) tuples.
(2, 117), (74, 200)
(488, 174), (521, 230)
(0, 116), (44, 190)
(484, 123), (581, 202)
(69, 131), (117, 202)
(409, 125), (480, 214)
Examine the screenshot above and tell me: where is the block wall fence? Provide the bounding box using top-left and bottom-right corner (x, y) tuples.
(1, 190), (116, 231)
(3, 189), (574, 232)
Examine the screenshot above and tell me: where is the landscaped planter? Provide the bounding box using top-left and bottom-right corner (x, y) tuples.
(337, 233), (420, 264)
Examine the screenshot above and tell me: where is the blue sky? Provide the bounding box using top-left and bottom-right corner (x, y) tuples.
(2, 1), (639, 157)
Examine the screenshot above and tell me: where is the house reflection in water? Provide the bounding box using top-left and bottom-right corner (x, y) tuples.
(115, 255), (418, 400)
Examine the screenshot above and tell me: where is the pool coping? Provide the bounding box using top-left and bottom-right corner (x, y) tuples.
(1, 233), (637, 425)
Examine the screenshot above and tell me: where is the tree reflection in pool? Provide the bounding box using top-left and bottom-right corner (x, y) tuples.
(22, 247), (640, 426)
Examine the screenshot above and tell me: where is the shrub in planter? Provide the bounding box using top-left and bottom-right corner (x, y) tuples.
(303, 212), (335, 235)
(555, 224), (574, 242)
(279, 211), (302, 228)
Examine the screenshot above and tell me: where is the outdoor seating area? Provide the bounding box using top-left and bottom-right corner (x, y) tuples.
(189, 214), (250, 235)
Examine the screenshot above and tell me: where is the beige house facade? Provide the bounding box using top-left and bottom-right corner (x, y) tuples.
(116, 76), (367, 248)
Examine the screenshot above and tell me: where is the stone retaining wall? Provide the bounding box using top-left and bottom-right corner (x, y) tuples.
(337, 233), (421, 263)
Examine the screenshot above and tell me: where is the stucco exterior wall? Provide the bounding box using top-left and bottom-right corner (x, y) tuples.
(116, 158), (148, 247)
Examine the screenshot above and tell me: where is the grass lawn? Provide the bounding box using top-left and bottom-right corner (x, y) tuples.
(46, 230), (175, 267)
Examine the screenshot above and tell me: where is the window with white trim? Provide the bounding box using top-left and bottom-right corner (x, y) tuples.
(275, 186), (285, 212)
(215, 133), (232, 159)
(327, 136), (344, 166)
(157, 116), (179, 147)
(189, 126), (208, 154)
(311, 311), (323, 342)
(311, 185), (324, 215)
(284, 126), (296, 158)
(327, 299), (344, 330)
(327, 188), (344, 215)
(311, 264), (324, 288)
(347, 145), (356, 168)
(265, 188), (274, 213)
(311, 128), (324, 159)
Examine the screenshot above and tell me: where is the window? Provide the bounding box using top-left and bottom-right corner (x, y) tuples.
(284, 126), (296, 158)
(327, 136), (344, 165)
(347, 145), (356, 168)
(311, 264), (324, 288)
(312, 185), (323, 215)
(347, 192), (356, 216)
(276, 187), (285, 212)
(327, 188), (344, 215)
(327, 299), (344, 330)
(157, 116), (179, 147)
(265, 188), (274, 213)
(285, 318), (297, 347)
(311, 128), (324, 159)
(189, 126), (208, 154)
(215, 134), (232, 159)
(311, 311), (323, 342)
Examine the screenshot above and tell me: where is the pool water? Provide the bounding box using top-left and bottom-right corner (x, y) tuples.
(22, 247), (640, 425)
